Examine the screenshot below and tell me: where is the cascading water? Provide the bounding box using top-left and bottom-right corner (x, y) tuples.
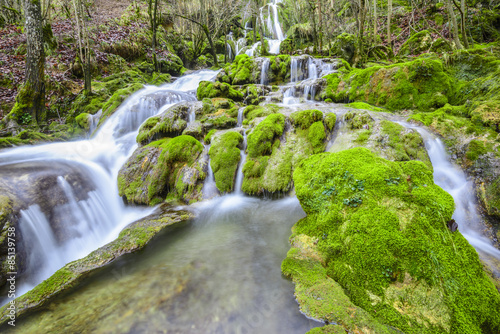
(260, 58), (270, 85)
(0, 70), (218, 304)
(398, 122), (500, 262)
(202, 145), (218, 200)
(234, 131), (248, 194)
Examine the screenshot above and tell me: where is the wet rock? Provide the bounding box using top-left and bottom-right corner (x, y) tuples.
(0, 206), (194, 327)
(118, 135), (205, 205)
(0, 161), (96, 289)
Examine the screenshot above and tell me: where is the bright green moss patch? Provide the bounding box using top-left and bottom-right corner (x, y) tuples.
(466, 139), (488, 161)
(285, 148), (500, 333)
(290, 109), (323, 130)
(204, 129), (217, 144)
(324, 113), (337, 132)
(321, 58), (453, 111)
(346, 102), (385, 112)
(118, 135), (204, 205)
(136, 103), (189, 146)
(243, 103), (281, 121)
(196, 81), (243, 101)
(209, 131), (243, 193)
(246, 113), (285, 158)
(308, 122), (326, 154)
(380, 120), (432, 169)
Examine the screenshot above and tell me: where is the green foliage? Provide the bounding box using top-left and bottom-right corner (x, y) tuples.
(290, 109), (323, 130)
(196, 81), (243, 101)
(247, 113), (285, 158)
(466, 140), (487, 161)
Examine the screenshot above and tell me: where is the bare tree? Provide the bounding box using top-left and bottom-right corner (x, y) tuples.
(10, 0), (46, 125)
(72, 0), (91, 93)
(444, 0), (463, 49)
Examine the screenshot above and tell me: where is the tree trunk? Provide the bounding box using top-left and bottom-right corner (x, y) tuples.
(373, 0), (377, 39)
(387, 0), (392, 48)
(72, 0), (91, 94)
(318, 0), (323, 52)
(16, 0), (46, 124)
(445, 0), (463, 49)
(458, 0), (469, 48)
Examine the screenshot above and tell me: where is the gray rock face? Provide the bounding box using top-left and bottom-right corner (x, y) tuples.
(0, 160), (96, 289)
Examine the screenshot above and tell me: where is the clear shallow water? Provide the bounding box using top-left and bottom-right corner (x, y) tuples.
(9, 195), (320, 333)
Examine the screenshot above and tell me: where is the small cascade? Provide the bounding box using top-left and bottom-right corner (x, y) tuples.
(303, 81), (317, 101)
(400, 122), (500, 261)
(88, 109), (102, 136)
(18, 205), (64, 283)
(290, 57), (301, 83)
(283, 86), (299, 105)
(237, 107), (245, 127)
(234, 132), (248, 194)
(260, 58), (270, 85)
(307, 57), (318, 80)
(202, 145), (218, 200)
(188, 105), (196, 124)
(245, 42), (261, 57)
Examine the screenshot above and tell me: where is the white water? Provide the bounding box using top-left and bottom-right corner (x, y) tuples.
(260, 58), (270, 85)
(202, 145), (218, 200)
(237, 107), (245, 127)
(400, 122), (500, 261)
(234, 131), (248, 194)
(0, 70), (218, 302)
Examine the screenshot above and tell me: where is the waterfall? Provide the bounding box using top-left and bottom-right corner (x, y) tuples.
(307, 57), (318, 80)
(260, 58), (270, 85)
(237, 107), (245, 127)
(234, 132), (248, 194)
(399, 122), (500, 261)
(202, 145), (218, 200)
(0, 70), (219, 300)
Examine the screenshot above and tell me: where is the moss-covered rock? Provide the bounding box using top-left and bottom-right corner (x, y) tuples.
(217, 55), (291, 86)
(398, 30), (434, 56)
(243, 104), (281, 122)
(321, 58), (453, 111)
(118, 135), (205, 205)
(136, 102), (190, 146)
(209, 131), (243, 193)
(0, 206), (193, 327)
(196, 81), (243, 101)
(284, 148), (500, 333)
(242, 111), (331, 196)
(75, 113), (91, 130)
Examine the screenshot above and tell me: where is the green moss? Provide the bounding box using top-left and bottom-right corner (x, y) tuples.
(290, 109), (323, 130)
(346, 102), (385, 112)
(204, 129), (217, 144)
(398, 30), (433, 56)
(381, 120), (432, 169)
(322, 58), (454, 111)
(324, 113), (337, 132)
(118, 136), (203, 205)
(75, 113), (91, 130)
(308, 122), (326, 154)
(466, 140), (487, 161)
(243, 104), (281, 121)
(246, 113), (285, 158)
(136, 104), (189, 146)
(344, 110), (374, 130)
(209, 131), (243, 193)
(196, 81), (244, 101)
(286, 148), (500, 333)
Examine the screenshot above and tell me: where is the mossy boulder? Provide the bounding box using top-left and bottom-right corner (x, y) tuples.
(197, 81), (244, 101)
(75, 113), (91, 131)
(284, 147), (500, 333)
(199, 98), (239, 130)
(242, 111), (332, 196)
(217, 55), (291, 86)
(209, 131), (243, 193)
(136, 102), (191, 146)
(118, 135), (205, 205)
(321, 58), (453, 111)
(243, 104), (281, 122)
(0, 206), (193, 327)
(398, 30), (434, 56)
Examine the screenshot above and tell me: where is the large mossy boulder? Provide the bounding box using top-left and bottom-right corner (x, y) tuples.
(118, 135), (205, 205)
(283, 147), (500, 333)
(398, 30), (434, 56)
(197, 81), (244, 101)
(208, 131), (243, 193)
(321, 58), (452, 111)
(199, 98), (239, 130)
(242, 110), (335, 196)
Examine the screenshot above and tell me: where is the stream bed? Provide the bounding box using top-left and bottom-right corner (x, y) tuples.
(7, 195), (320, 333)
